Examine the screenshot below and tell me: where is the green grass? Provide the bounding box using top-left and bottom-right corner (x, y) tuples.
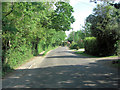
(75, 51), (98, 58)
(75, 51), (118, 58)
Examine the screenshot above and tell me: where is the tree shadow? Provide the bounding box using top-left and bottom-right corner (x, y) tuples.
(2, 64), (14, 77)
(47, 50), (119, 59)
(47, 50), (92, 58)
(57, 50), (75, 54)
(2, 59), (119, 88)
(47, 55), (88, 58)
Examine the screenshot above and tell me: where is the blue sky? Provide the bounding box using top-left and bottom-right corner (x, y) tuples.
(65, 0), (97, 37)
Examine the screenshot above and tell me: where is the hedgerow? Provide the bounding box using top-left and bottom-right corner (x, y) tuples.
(2, 2), (74, 75)
(84, 37), (99, 56)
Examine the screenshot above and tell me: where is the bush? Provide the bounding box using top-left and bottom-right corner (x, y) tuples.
(117, 40), (120, 57)
(77, 39), (84, 48)
(3, 44), (33, 69)
(84, 37), (119, 56)
(84, 37), (99, 56)
(70, 42), (79, 50)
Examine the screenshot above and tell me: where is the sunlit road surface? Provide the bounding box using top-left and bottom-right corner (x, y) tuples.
(2, 47), (119, 88)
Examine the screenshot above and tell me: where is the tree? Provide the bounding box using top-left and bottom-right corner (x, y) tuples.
(2, 2), (69, 72)
(90, 0), (120, 9)
(67, 30), (85, 48)
(82, 22), (92, 37)
(86, 4), (120, 56)
(51, 2), (75, 31)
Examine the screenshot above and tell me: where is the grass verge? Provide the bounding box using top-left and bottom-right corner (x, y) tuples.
(2, 46), (59, 77)
(2, 55), (33, 77)
(75, 51), (98, 58)
(75, 51), (118, 58)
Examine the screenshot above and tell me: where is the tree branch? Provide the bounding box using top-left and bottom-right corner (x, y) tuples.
(5, 2), (14, 17)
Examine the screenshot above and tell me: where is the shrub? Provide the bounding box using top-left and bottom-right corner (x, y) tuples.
(117, 40), (120, 57)
(84, 37), (99, 56)
(77, 39), (84, 48)
(3, 44), (33, 69)
(70, 42), (79, 50)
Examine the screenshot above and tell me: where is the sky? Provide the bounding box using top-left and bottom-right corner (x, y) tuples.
(65, 0), (97, 37)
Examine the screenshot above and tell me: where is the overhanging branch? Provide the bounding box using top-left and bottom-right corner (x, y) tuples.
(5, 2), (14, 17)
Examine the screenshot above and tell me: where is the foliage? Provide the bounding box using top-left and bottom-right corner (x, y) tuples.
(84, 37), (99, 56)
(82, 22), (92, 37)
(67, 30), (85, 48)
(51, 2), (75, 31)
(77, 39), (84, 48)
(70, 42), (79, 50)
(67, 31), (74, 43)
(90, 0), (120, 9)
(61, 41), (68, 46)
(117, 40), (120, 57)
(75, 50), (117, 58)
(2, 2), (74, 75)
(85, 4), (120, 56)
(75, 51), (98, 58)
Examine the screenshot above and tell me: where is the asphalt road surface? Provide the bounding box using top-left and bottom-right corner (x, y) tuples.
(2, 47), (119, 88)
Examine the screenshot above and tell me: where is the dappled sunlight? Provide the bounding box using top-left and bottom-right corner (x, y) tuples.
(84, 84), (96, 87)
(2, 47), (119, 88)
(58, 80), (73, 84)
(3, 59), (119, 88)
(91, 73), (114, 77)
(97, 80), (109, 84)
(13, 85), (27, 88)
(8, 76), (20, 79)
(2, 0), (120, 89)
(83, 80), (94, 83)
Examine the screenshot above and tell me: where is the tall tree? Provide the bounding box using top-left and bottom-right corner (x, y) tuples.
(51, 2), (75, 31)
(86, 4), (120, 56)
(2, 2), (69, 70)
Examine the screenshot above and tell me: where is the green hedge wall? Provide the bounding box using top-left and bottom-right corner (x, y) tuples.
(84, 37), (99, 56)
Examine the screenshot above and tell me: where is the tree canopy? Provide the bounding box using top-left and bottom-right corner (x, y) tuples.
(51, 2), (75, 31)
(85, 3), (120, 56)
(2, 2), (74, 71)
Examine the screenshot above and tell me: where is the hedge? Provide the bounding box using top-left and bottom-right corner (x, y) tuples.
(84, 37), (99, 56)
(70, 42), (79, 50)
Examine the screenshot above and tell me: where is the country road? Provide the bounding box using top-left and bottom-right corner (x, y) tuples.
(2, 47), (119, 88)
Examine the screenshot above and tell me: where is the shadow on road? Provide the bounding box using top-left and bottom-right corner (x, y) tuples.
(47, 50), (90, 58)
(47, 50), (97, 58)
(3, 59), (119, 88)
(47, 55), (92, 58)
